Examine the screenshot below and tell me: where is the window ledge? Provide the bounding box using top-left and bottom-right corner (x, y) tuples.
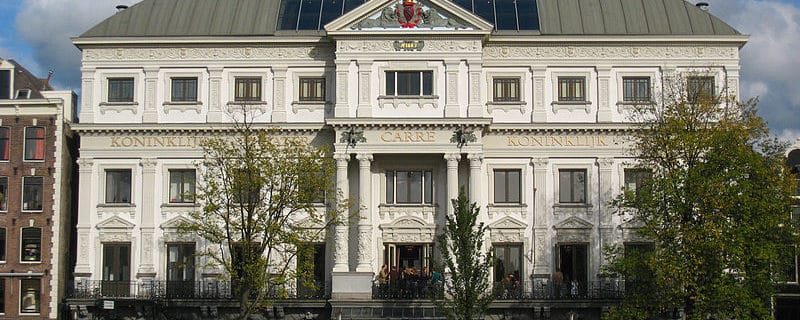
(163, 101), (203, 114)
(98, 102), (139, 115)
(20, 210), (43, 214)
(226, 101), (267, 113)
(378, 95), (439, 109)
(552, 101), (591, 113)
(488, 203), (527, 208)
(380, 203), (437, 208)
(291, 101), (331, 113)
(616, 101), (655, 113)
(553, 203), (592, 208)
(486, 101), (527, 113)
(98, 203), (136, 208)
(161, 203), (198, 208)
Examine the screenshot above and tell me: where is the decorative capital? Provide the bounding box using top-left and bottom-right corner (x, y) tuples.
(140, 158), (159, 170)
(597, 157), (615, 169)
(468, 153), (483, 166)
(333, 153), (351, 163)
(531, 157), (549, 168)
(76, 157), (94, 170)
(444, 153), (461, 163)
(340, 127), (366, 148)
(356, 153), (373, 163)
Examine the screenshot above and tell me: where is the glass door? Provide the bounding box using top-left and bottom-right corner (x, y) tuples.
(166, 243), (195, 297)
(558, 244), (588, 297)
(102, 244), (131, 297)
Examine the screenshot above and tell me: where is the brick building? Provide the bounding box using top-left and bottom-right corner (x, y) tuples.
(0, 58), (77, 319)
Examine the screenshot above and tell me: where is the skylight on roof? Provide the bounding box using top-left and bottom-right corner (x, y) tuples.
(278, 0), (367, 31)
(454, 0), (539, 31)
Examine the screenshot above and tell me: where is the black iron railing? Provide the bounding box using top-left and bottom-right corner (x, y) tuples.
(372, 281), (444, 300)
(68, 280), (327, 300)
(494, 279), (626, 300)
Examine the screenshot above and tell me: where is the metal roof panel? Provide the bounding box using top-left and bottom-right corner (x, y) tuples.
(642, 0), (671, 34)
(600, 0), (627, 34)
(579, 0), (606, 34)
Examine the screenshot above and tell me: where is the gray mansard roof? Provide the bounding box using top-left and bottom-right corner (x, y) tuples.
(79, 0), (740, 38)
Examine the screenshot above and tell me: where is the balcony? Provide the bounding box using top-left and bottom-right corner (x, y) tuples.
(67, 280), (328, 300)
(372, 281), (444, 300)
(493, 279), (625, 301)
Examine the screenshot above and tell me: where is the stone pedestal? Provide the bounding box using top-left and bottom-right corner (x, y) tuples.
(331, 272), (374, 300)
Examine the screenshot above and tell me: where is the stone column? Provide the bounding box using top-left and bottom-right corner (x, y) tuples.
(467, 153), (483, 206)
(531, 157), (550, 275)
(467, 60), (483, 117)
(142, 66), (159, 123)
(597, 157), (615, 269)
(355, 153), (373, 272)
(74, 157), (94, 278)
(334, 60), (351, 118)
(444, 153), (461, 215)
(444, 59), (461, 117)
(531, 65), (547, 122)
(206, 66), (224, 122)
(137, 158), (158, 277)
(333, 153), (350, 272)
(357, 61), (373, 117)
(79, 67), (95, 123)
(597, 65), (613, 122)
(272, 66), (288, 122)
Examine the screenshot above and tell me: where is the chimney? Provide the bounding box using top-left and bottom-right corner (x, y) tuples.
(696, 2), (710, 11)
(116, 4), (129, 12)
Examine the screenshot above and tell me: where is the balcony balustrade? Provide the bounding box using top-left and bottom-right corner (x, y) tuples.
(67, 280), (328, 300)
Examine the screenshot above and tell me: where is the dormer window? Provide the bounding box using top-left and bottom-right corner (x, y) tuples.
(0, 70), (10, 100)
(15, 89), (31, 99)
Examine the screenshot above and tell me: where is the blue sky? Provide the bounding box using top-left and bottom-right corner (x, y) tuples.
(1, 0), (799, 142)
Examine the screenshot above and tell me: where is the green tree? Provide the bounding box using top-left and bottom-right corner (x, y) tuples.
(603, 79), (799, 319)
(181, 117), (345, 320)
(435, 190), (494, 320)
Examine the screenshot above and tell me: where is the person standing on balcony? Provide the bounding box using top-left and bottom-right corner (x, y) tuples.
(552, 268), (564, 298)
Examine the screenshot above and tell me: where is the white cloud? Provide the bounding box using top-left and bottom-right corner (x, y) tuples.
(14, 0), (140, 90)
(711, 0), (800, 141)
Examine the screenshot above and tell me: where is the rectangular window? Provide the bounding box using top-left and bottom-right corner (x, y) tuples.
(493, 244), (523, 284)
(21, 227), (41, 262)
(171, 77), (198, 102)
(22, 177), (43, 211)
(24, 127), (45, 161)
(385, 170), (433, 204)
(385, 71), (433, 96)
(106, 170), (132, 204)
(0, 279), (4, 313)
(169, 170), (195, 203)
(20, 279), (40, 314)
(15, 89), (31, 99)
(299, 77), (326, 102)
(0, 70), (10, 100)
(687, 76), (715, 103)
(558, 77), (585, 102)
(493, 169), (521, 203)
(559, 169), (586, 204)
(234, 77), (262, 101)
(622, 77), (651, 102)
(0, 228), (5, 261)
(108, 78), (134, 102)
(0, 177), (7, 211)
(624, 169), (651, 197)
(297, 243), (326, 298)
(493, 78), (520, 102)
(0, 127), (8, 161)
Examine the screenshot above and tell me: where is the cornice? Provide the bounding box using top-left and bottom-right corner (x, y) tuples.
(482, 45), (740, 60)
(72, 123), (327, 134)
(326, 118), (492, 129)
(486, 34), (748, 46)
(487, 123), (636, 133)
(72, 36), (330, 47)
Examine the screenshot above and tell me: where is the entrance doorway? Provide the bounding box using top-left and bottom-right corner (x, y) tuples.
(384, 243), (432, 271)
(102, 243), (131, 297)
(558, 244), (588, 296)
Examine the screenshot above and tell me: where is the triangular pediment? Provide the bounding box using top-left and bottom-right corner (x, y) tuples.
(160, 215), (194, 230)
(325, 0), (493, 34)
(296, 216), (326, 229)
(489, 216), (527, 230)
(381, 216), (432, 229)
(554, 216), (593, 230)
(619, 218), (645, 230)
(97, 215), (135, 230)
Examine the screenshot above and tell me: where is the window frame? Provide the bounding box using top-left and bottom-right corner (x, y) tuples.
(0, 127), (8, 161)
(298, 77), (326, 102)
(385, 71), (434, 96)
(621, 77), (651, 103)
(557, 77), (586, 102)
(624, 168), (652, 197)
(493, 169), (522, 204)
(0, 228), (5, 263)
(168, 169), (196, 204)
(20, 227), (42, 263)
(385, 170), (434, 205)
(170, 77), (198, 102)
(23, 126), (45, 161)
(107, 77), (135, 103)
(105, 169), (132, 204)
(0, 278), (4, 315)
(686, 76), (716, 103)
(234, 77), (263, 102)
(19, 278), (40, 315)
(492, 77), (521, 102)
(22, 176), (44, 212)
(558, 169), (587, 204)
(0, 177), (7, 212)
(493, 243), (524, 284)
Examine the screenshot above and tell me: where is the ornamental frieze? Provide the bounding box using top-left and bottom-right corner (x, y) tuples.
(336, 40), (481, 53)
(83, 46), (334, 62)
(483, 46), (738, 60)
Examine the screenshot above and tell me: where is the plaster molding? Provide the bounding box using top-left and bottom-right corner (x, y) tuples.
(483, 46), (738, 60)
(83, 47), (335, 62)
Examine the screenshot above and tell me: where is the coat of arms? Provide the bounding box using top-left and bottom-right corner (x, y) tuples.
(397, 0), (423, 28)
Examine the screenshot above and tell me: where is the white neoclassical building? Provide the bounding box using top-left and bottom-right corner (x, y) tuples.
(66, 0), (746, 319)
